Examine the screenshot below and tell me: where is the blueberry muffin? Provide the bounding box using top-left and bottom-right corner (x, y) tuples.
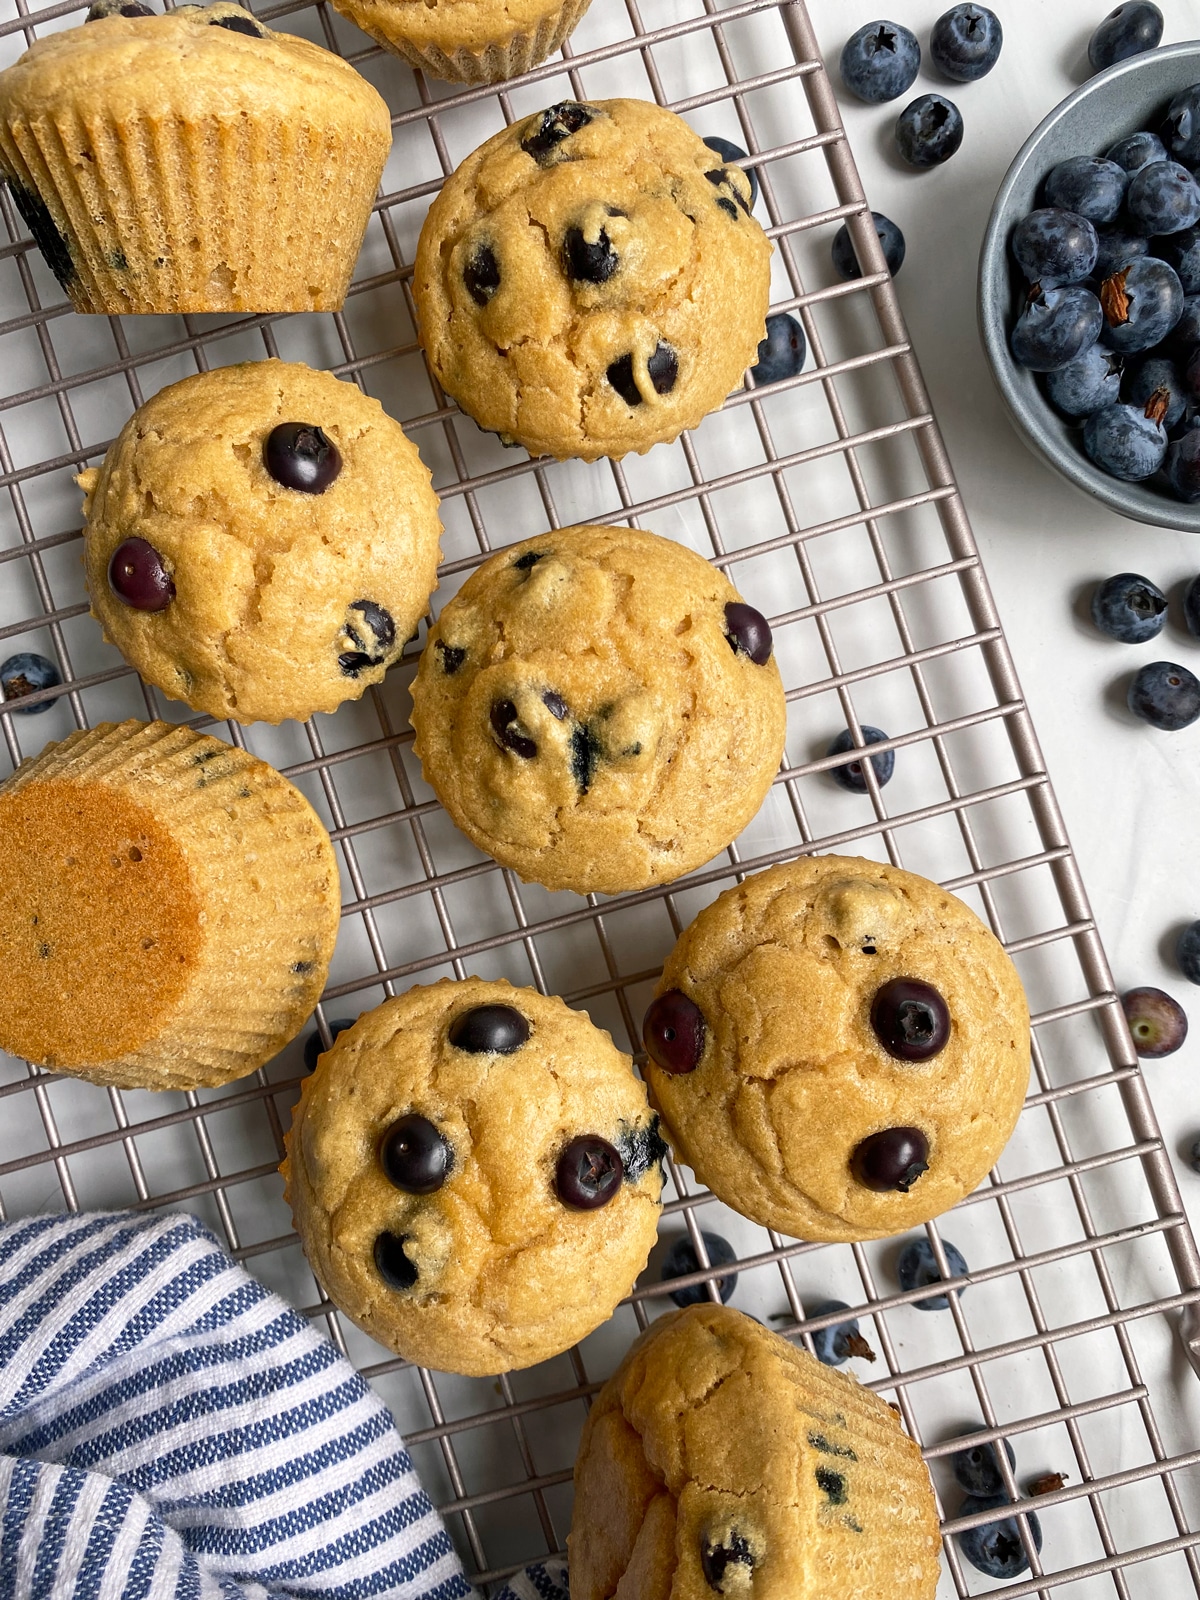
(78, 360), (442, 725)
(569, 1303), (941, 1600)
(642, 855), (1030, 1242)
(412, 98), (771, 460)
(409, 526), (787, 896)
(0, 1), (390, 314)
(330, 0), (593, 85)
(282, 979), (667, 1375)
(0, 720), (340, 1091)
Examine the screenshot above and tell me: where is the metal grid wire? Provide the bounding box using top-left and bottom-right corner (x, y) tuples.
(4, 0), (1200, 1593)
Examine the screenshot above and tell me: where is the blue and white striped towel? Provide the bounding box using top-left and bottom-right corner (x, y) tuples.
(0, 1211), (571, 1600)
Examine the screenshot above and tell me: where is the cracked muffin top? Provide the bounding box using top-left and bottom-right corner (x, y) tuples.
(568, 1303), (941, 1600)
(282, 977), (666, 1375)
(78, 359), (441, 724)
(408, 524), (788, 895)
(412, 97), (772, 461)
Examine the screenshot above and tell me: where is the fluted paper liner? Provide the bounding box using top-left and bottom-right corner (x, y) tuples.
(330, 0), (593, 85)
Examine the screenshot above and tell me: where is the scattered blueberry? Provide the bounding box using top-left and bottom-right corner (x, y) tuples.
(957, 1494), (1043, 1580)
(1011, 286), (1103, 372)
(643, 990), (706, 1074)
(1162, 84), (1200, 168)
(840, 19), (921, 104)
(895, 94), (964, 168)
(1126, 162), (1200, 237)
(1092, 225), (1149, 281)
(1127, 660), (1200, 728)
(108, 536), (175, 611)
(447, 1003), (531, 1053)
(751, 314), (806, 385)
(1099, 258), (1184, 353)
(1185, 574), (1200, 634)
(1176, 922), (1200, 985)
(1089, 572), (1168, 641)
(1044, 156), (1127, 225)
(952, 1433), (1017, 1496)
(870, 978), (951, 1060)
(380, 1114), (453, 1194)
(827, 725), (895, 791)
(0, 651), (61, 713)
(264, 422), (342, 493)
(850, 1126), (929, 1192)
(1044, 344), (1122, 416)
(303, 1017), (353, 1071)
(1012, 209), (1099, 288)
(929, 4), (1002, 82)
(831, 212), (905, 279)
(1082, 400), (1167, 479)
(555, 1135), (623, 1209)
(1089, 3), (1164, 73)
(807, 1300), (876, 1366)
(896, 1236), (968, 1309)
(1121, 986), (1188, 1057)
(1106, 129), (1167, 176)
(1155, 228), (1200, 294)
(1126, 356), (1186, 427)
(660, 1230), (738, 1306)
(702, 136), (758, 207)
(1165, 429), (1200, 500)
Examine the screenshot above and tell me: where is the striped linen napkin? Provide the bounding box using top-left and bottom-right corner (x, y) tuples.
(0, 1210), (571, 1600)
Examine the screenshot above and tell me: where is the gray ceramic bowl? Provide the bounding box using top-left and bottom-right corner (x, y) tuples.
(979, 41), (1200, 532)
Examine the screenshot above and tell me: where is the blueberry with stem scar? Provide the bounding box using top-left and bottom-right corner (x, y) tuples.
(870, 978), (950, 1060)
(850, 1126), (929, 1192)
(1120, 986), (1188, 1056)
(108, 537), (175, 611)
(264, 423), (341, 493)
(555, 1135), (622, 1209)
(0, 652), (61, 714)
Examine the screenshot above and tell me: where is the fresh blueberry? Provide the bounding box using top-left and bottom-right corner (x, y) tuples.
(1176, 923), (1200, 985)
(1090, 573), (1168, 642)
(895, 94), (964, 168)
(1011, 285), (1103, 372)
(1121, 987), (1189, 1056)
(1154, 228), (1200, 295)
(555, 1135), (623, 1209)
(807, 1300), (875, 1366)
(871, 978), (951, 1060)
(0, 651), (61, 713)
(1162, 84), (1200, 167)
(1082, 401), (1167, 479)
(896, 1236), (968, 1309)
(1044, 344), (1122, 416)
(643, 990), (706, 1075)
(1012, 209), (1098, 287)
(1126, 661), (1200, 729)
(303, 1017), (353, 1072)
(447, 1003), (531, 1053)
(751, 314), (806, 385)
(957, 1494), (1043, 1580)
(850, 1126), (929, 1192)
(929, 4), (1002, 81)
(1092, 225), (1149, 281)
(826, 725), (894, 791)
(1185, 574), (1200, 634)
(264, 423), (342, 493)
(1044, 156), (1126, 224)
(108, 537), (175, 611)
(1089, 3), (1164, 72)
(951, 1434), (1017, 1497)
(831, 212), (905, 279)
(1100, 258), (1184, 352)
(1125, 357), (1186, 427)
(840, 19), (920, 104)
(1166, 429), (1200, 500)
(702, 136), (758, 207)
(380, 1114), (453, 1194)
(660, 1230), (738, 1306)
(1127, 162), (1200, 237)
(1173, 293), (1200, 354)
(1106, 129), (1167, 176)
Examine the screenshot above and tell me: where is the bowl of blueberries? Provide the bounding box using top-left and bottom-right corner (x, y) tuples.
(979, 38), (1200, 531)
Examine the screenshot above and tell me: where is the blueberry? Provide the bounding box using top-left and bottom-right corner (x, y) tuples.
(1044, 157), (1127, 225)
(85, 0), (154, 16)
(705, 168), (752, 222)
(702, 136), (759, 207)
(563, 223), (619, 284)
(1127, 162), (1200, 238)
(1089, 2), (1164, 71)
(1011, 285), (1103, 372)
(0, 651), (61, 714)
(520, 101), (595, 163)
(700, 1531), (756, 1593)
(616, 1117), (668, 1184)
(1092, 225), (1149, 281)
(870, 978), (951, 1060)
(209, 9), (266, 35)
(957, 1494), (1042, 1580)
(1044, 344), (1122, 416)
(1082, 401), (1167, 479)
(380, 1114), (453, 1194)
(1090, 573), (1168, 642)
(896, 1236), (968, 1309)
(1154, 228), (1200, 294)
(807, 1300), (875, 1365)
(108, 537), (175, 611)
(751, 314), (806, 385)
(643, 990), (706, 1075)
(723, 601), (773, 664)
(660, 1230), (738, 1307)
(338, 599), (395, 677)
(1121, 987), (1188, 1056)
(831, 212), (905, 280)
(1012, 209), (1099, 287)
(489, 698), (537, 758)
(1106, 130), (1167, 176)
(303, 1017), (353, 1072)
(569, 723), (602, 793)
(1162, 84), (1200, 167)
(929, 4), (1002, 81)
(1177, 922), (1200, 985)
(1191, 1135), (1200, 1173)
(951, 1434), (1017, 1496)
(606, 343), (677, 405)
(1125, 357), (1186, 427)
(826, 724), (895, 791)
(264, 422), (342, 493)
(373, 1231), (418, 1291)
(1127, 661), (1200, 729)
(435, 639), (465, 674)
(1186, 574), (1200, 634)
(1174, 294), (1200, 356)
(555, 1135), (623, 1209)
(1100, 258), (1184, 352)
(447, 1003), (530, 1053)
(1165, 428), (1200, 500)
(895, 94), (964, 168)
(464, 244), (500, 305)
(850, 1127), (929, 1192)
(7, 181), (75, 292)
(840, 19), (920, 104)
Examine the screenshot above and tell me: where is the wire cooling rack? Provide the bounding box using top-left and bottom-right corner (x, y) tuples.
(4, 0), (1200, 1594)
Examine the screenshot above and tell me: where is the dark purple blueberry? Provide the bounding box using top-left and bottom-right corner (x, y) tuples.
(1011, 285), (1103, 372)
(723, 601), (773, 664)
(1162, 83), (1200, 167)
(648, 343), (678, 394)
(1186, 575), (1200, 636)
(808, 1299), (876, 1366)
(489, 699), (537, 758)
(957, 1495), (1042, 1579)
(543, 690), (569, 720)
(700, 1530), (755, 1592)
(896, 1235), (968, 1308)
(827, 725), (894, 791)
(850, 1126), (929, 1192)
(1125, 357), (1186, 428)
(1089, 2), (1162, 71)
(870, 977), (951, 1060)
(373, 1231), (418, 1291)
(1043, 156), (1126, 225)
(831, 211), (905, 280)
(302, 1016), (353, 1072)
(1106, 129), (1167, 175)
(660, 1230), (738, 1307)
(464, 244), (501, 305)
(448, 1003), (530, 1054)
(1126, 661), (1200, 729)
(1090, 572), (1167, 642)
(108, 537), (175, 611)
(1175, 925), (1200, 987)
(1121, 986), (1188, 1056)
(86, 0), (154, 16)
(0, 651), (61, 714)
(520, 102), (595, 163)
(840, 20), (921, 104)
(1082, 400), (1167, 479)
(7, 181), (75, 290)
(338, 599), (396, 676)
(1012, 208), (1098, 287)
(264, 422), (342, 493)
(569, 724), (602, 792)
(1127, 162), (1200, 238)
(895, 94), (963, 169)
(930, 4), (1002, 81)
(380, 1113), (452, 1194)
(751, 314), (806, 385)
(1092, 225), (1149, 281)
(563, 224), (619, 284)
(643, 990), (706, 1075)
(209, 9), (265, 34)
(952, 1433), (1016, 1496)
(702, 136), (759, 207)
(555, 1135), (623, 1209)
(513, 550), (545, 571)
(435, 640), (465, 674)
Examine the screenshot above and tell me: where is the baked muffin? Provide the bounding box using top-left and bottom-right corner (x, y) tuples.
(642, 855), (1030, 1242)
(569, 1303), (941, 1600)
(413, 99), (771, 460)
(78, 360), (442, 725)
(0, 719), (340, 1091)
(0, 1), (390, 314)
(330, 0), (593, 85)
(282, 979), (666, 1375)
(409, 525), (787, 896)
